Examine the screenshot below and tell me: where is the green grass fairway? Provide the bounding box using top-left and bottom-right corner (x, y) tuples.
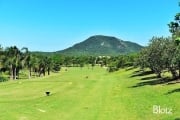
(0, 67), (179, 120)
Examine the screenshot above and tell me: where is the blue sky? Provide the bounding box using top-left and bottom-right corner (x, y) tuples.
(0, 0), (179, 52)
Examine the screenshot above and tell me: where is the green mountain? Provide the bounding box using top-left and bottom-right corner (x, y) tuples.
(57, 35), (143, 56)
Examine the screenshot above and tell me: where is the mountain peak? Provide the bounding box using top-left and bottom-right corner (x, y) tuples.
(87, 35), (121, 41)
(58, 35), (143, 56)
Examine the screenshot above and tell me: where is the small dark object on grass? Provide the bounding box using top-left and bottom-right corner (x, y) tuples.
(45, 92), (50, 96)
(85, 76), (88, 79)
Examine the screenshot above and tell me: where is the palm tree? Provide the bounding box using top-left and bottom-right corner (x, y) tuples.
(21, 47), (32, 79)
(45, 57), (52, 75)
(4, 46), (22, 80)
(38, 57), (46, 77)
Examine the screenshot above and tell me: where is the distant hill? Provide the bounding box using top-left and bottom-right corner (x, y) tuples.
(31, 51), (54, 56)
(57, 35), (143, 56)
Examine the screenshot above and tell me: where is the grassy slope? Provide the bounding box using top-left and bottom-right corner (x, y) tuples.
(0, 67), (179, 120)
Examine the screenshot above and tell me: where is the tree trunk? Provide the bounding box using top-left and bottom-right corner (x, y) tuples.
(34, 68), (38, 77)
(157, 72), (161, 78)
(10, 64), (13, 80)
(43, 68), (45, 76)
(29, 67), (31, 79)
(39, 68), (41, 77)
(47, 68), (50, 75)
(179, 61), (180, 78)
(14, 67), (16, 80)
(17, 68), (20, 79)
(170, 67), (178, 80)
(179, 67), (180, 78)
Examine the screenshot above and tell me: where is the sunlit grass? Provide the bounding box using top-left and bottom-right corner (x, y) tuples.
(0, 67), (179, 120)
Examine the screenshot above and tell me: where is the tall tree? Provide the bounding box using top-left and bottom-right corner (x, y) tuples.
(45, 57), (52, 75)
(21, 47), (32, 79)
(4, 46), (22, 80)
(137, 37), (167, 78)
(168, 3), (180, 78)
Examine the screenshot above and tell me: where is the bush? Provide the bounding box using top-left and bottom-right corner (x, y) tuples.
(0, 76), (8, 82)
(108, 66), (118, 72)
(53, 63), (61, 72)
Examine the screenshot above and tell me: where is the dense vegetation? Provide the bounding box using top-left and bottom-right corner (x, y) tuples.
(137, 37), (180, 79)
(0, 45), (138, 81)
(136, 6), (180, 80)
(0, 46), (61, 81)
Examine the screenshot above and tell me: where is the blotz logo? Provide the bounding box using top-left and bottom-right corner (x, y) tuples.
(153, 105), (172, 114)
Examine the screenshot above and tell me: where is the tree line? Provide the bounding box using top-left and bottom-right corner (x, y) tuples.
(0, 46), (61, 80)
(50, 54), (137, 72)
(136, 4), (180, 80)
(136, 37), (180, 79)
(0, 45), (138, 81)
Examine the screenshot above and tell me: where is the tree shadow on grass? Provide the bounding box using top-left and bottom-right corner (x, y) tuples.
(132, 69), (142, 73)
(175, 117), (180, 120)
(129, 69), (180, 88)
(165, 88), (180, 95)
(130, 70), (154, 77)
(165, 80), (180, 85)
(140, 76), (158, 81)
(129, 77), (174, 88)
(125, 67), (136, 71)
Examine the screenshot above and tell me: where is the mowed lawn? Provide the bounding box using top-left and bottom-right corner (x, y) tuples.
(0, 67), (179, 120)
